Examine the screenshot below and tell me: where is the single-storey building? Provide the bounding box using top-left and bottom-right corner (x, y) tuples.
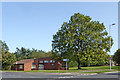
(11, 57), (69, 71)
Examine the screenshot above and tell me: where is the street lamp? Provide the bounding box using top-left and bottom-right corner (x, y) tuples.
(109, 23), (115, 70)
(16, 62), (18, 72)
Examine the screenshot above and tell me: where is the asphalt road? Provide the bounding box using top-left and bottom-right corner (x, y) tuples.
(1, 71), (120, 78)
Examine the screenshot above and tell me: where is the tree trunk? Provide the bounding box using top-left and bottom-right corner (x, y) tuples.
(77, 55), (81, 69)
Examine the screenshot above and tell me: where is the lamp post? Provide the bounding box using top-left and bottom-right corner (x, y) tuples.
(109, 23), (115, 70)
(16, 62), (18, 72)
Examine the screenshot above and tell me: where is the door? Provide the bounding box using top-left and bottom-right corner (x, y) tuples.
(38, 64), (44, 70)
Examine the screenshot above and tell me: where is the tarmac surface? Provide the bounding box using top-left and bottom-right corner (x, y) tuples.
(1, 71), (120, 78)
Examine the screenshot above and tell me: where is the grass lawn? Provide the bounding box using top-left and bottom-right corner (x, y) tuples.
(83, 70), (113, 74)
(70, 66), (120, 71)
(2, 66), (119, 73)
(1, 70), (24, 72)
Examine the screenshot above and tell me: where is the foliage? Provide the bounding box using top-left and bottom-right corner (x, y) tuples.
(52, 13), (113, 69)
(14, 47), (52, 60)
(28, 51), (52, 59)
(2, 52), (16, 70)
(0, 40), (9, 54)
(0, 40), (16, 70)
(113, 49), (120, 65)
(69, 60), (78, 67)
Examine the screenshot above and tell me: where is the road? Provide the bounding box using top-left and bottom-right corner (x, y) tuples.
(1, 71), (120, 78)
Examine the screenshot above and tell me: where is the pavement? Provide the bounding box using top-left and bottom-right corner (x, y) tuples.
(1, 71), (120, 78)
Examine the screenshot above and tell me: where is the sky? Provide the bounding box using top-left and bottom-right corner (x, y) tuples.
(2, 2), (118, 55)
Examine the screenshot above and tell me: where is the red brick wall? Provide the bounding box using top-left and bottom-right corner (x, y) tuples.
(36, 57), (69, 70)
(37, 57), (58, 70)
(11, 61), (34, 71)
(24, 61), (34, 71)
(44, 62), (57, 70)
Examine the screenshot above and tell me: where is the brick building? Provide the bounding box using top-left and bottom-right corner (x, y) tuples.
(11, 57), (69, 71)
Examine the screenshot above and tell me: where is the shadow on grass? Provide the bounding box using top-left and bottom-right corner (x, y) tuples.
(106, 73), (120, 75)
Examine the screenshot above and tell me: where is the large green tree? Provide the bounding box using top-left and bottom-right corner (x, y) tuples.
(52, 13), (113, 69)
(113, 49), (120, 65)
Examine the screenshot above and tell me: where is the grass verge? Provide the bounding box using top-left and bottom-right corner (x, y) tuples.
(82, 70), (115, 74)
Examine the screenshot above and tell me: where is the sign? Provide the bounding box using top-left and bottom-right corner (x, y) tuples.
(67, 59), (69, 62)
(32, 63), (36, 65)
(63, 59), (69, 62)
(63, 59), (69, 71)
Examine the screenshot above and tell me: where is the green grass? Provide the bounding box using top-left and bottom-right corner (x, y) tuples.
(83, 70), (113, 74)
(2, 70), (24, 72)
(70, 66), (120, 71)
(25, 69), (84, 73)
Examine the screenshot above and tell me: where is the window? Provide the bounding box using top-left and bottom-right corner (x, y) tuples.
(44, 60), (48, 63)
(53, 60), (55, 63)
(32, 65), (36, 69)
(58, 62), (60, 64)
(39, 61), (43, 63)
(50, 60), (53, 63)
(19, 65), (23, 69)
(50, 60), (55, 63)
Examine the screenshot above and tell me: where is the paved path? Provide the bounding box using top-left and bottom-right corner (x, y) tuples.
(1, 71), (120, 78)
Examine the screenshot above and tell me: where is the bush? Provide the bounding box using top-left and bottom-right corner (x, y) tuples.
(113, 49), (120, 65)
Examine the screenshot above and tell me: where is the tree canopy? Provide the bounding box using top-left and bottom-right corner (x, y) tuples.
(14, 47), (52, 61)
(52, 13), (113, 69)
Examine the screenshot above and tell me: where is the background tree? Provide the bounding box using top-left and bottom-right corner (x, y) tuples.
(28, 50), (52, 59)
(0, 40), (16, 70)
(113, 49), (120, 65)
(0, 40), (2, 69)
(52, 13), (113, 69)
(2, 52), (16, 70)
(14, 47), (52, 60)
(1, 40), (9, 54)
(14, 47), (28, 60)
